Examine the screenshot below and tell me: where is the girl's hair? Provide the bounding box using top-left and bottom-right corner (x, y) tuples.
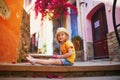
(55, 27), (69, 44)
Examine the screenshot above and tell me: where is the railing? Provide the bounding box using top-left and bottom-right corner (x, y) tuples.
(112, 0), (120, 47)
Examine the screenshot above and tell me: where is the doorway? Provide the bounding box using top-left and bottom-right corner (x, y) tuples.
(91, 6), (109, 59)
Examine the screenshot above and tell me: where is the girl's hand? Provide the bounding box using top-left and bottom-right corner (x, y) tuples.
(53, 54), (58, 59)
(53, 55), (63, 59)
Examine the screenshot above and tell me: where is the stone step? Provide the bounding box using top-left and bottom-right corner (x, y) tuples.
(0, 62), (120, 77)
(29, 51), (84, 61)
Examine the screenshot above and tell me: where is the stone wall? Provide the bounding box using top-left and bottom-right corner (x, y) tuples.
(75, 50), (84, 61)
(75, 42), (94, 62)
(18, 9), (30, 62)
(107, 29), (120, 61)
(86, 42), (94, 60)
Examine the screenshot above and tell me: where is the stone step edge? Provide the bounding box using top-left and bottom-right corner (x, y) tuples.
(0, 64), (120, 72)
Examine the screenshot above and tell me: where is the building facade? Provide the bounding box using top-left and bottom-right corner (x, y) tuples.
(70, 0), (120, 61)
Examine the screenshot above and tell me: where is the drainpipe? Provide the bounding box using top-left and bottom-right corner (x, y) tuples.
(79, 0), (88, 61)
(76, 0), (83, 38)
(112, 0), (120, 47)
(76, 0), (88, 61)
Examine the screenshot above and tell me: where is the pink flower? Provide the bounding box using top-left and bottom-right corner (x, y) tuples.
(34, 0), (77, 20)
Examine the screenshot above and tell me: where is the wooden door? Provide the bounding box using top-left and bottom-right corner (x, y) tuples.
(91, 6), (109, 59)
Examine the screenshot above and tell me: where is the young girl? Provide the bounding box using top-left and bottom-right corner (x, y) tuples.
(26, 27), (76, 66)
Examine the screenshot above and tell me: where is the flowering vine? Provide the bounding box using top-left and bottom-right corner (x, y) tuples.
(34, 0), (77, 20)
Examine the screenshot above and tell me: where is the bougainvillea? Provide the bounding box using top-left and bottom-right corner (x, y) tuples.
(34, 0), (77, 20)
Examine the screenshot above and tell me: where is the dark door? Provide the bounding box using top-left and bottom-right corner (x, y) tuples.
(91, 6), (109, 59)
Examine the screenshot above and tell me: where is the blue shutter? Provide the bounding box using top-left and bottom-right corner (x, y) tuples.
(71, 9), (78, 38)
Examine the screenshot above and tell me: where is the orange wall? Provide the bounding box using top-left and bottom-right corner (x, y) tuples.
(0, 0), (23, 63)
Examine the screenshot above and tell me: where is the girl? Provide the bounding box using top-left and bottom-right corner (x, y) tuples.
(26, 27), (76, 66)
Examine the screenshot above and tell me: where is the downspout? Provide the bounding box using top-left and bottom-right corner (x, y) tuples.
(79, 1), (88, 61)
(76, 0), (83, 38)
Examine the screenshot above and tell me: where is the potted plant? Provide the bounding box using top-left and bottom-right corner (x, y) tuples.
(72, 35), (83, 51)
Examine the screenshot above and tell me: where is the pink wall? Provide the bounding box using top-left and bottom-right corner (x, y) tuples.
(79, 0), (120, 60)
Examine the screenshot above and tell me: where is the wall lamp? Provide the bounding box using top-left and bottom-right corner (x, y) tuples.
(80, 2), (87, 7)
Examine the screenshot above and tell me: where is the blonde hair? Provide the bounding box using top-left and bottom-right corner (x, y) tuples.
(55, 27), (69, 44)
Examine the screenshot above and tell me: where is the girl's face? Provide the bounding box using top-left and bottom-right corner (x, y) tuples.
(57, 32), (67, 43)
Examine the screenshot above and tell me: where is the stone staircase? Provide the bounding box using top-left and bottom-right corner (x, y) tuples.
(0, 61), (120, 77)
